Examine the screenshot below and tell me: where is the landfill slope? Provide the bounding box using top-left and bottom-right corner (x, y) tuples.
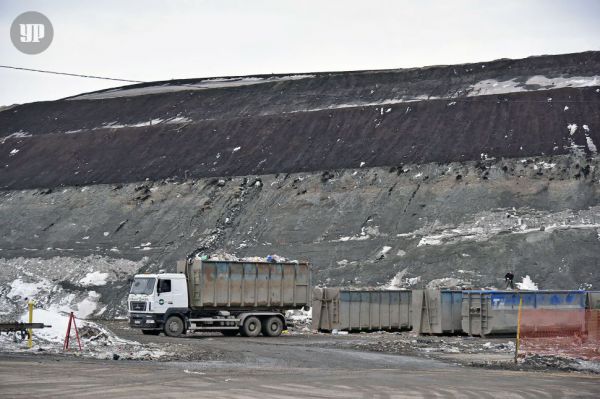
(1, 52), (600, 189)
(0, 51), (599, 318)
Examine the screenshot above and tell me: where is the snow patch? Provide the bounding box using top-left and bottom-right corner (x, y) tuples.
(331, 226), (386, 242)
(406, 277), (421, 286)
(586, 136), (597, 154)
(165, 116), (192, 124)
(0, 307), (171, 361)
(20, 308), (76, 343)
(516, 275), (539, 291)
(535, 161), (556, 170)
(76, 291), (101, 318)
(386, 268), (421, 289)
(468, 75), (600, 97)
(69, 75), (316, 100)
(79, 271), (109, 287)
(386, 269), (407, 289)
(1, 131), (32, 144)
(413, 207), (600, 247)
(0, 255), (148, 320)
(8, 278), (51, 300)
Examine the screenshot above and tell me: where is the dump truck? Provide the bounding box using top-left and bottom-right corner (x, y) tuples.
(128, 259), (311, 337)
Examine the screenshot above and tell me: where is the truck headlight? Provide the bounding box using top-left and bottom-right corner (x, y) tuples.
(146, 319), (155, 324)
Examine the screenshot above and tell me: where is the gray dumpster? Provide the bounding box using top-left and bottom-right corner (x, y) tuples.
(312, 287), (412, 332)
(411, 289), (463, 334)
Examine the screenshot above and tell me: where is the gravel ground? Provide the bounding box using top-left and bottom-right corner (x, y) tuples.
(96, 320), (598, 374)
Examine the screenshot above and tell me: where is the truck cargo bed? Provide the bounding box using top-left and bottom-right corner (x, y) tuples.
(183, 260), (311, 310)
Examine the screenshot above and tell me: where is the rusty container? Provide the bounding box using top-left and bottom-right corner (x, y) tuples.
(184, 260), (311, 310)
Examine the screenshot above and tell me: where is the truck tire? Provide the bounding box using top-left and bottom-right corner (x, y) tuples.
(142, 329), (160, 336)
(262, 316), (284, 337)
(164, 315), (185, 337)
(241, 316), (261, 337)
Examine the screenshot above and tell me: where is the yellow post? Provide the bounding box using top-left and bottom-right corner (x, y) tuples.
(514, 295), (523, 363)
(27, 300), (34, 349)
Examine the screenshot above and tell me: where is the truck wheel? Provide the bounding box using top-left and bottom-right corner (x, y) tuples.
(262, 316), (284, 337)
(142, 329), (160, 336)
(241, 316), (261, 337)
(164, 316), (185, 337)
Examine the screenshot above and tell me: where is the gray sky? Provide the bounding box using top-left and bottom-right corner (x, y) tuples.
(1, 0), (599, 106)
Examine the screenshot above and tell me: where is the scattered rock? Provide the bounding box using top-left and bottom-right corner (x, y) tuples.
(321, 171), (335, 183)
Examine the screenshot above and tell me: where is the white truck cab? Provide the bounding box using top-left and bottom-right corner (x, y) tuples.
(128, 273), (188, 335)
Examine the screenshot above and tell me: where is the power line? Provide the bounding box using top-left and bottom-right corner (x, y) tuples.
(0, 65), (143, 83)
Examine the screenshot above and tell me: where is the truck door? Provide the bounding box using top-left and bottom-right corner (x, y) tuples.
(156, 278), (188, 312)
(156, 278), (175, 312)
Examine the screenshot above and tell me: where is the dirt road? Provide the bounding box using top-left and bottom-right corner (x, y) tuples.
(1, 353), (598, 398)
(1, 324), (599, 399)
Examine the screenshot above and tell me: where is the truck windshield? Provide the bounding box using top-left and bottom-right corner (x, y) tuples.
(130, 277), (156, 295)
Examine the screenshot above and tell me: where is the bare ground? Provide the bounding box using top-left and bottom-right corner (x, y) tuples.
(1, 320), (599, 399)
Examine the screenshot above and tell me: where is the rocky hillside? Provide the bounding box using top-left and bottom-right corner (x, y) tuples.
(1, 51), (599, 318)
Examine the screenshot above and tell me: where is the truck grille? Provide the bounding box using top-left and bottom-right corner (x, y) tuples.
(130, 301), (147, 311)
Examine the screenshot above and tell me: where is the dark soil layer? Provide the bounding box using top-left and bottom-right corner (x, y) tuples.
(1, 86), (599, 189)
(1, 51), (600, 189)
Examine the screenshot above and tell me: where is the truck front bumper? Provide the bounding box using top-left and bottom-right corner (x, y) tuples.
(129, 313), (163, 329)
